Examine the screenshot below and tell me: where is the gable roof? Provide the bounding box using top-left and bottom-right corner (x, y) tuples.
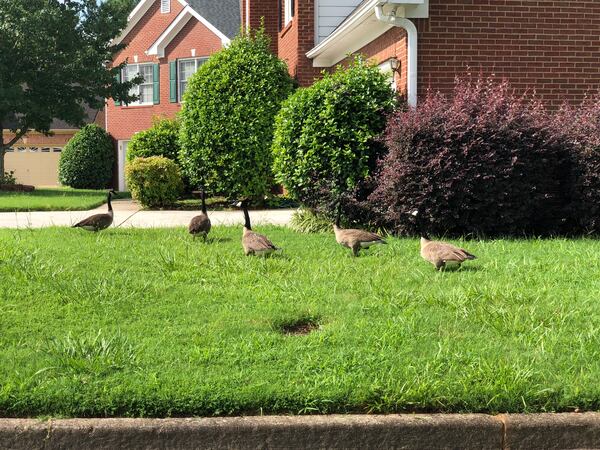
(114, 0), (239, 47)
(3, 104), (101, 132)
(186, 0), (240, 40)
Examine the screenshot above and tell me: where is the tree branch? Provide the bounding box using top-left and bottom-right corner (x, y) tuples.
(2, 128), (28, 150)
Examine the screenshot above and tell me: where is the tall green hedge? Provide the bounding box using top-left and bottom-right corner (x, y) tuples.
(127, 118), (180, 163)
(58, 124), (114, 189)
(179, 28), (295, 200)
(272, 58), (394, 211)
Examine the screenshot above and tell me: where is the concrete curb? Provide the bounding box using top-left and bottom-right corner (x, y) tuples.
(1, 414), (600, 449)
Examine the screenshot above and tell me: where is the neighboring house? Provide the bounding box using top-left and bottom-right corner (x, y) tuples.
(243, 0), (600, 107)
(107, 0), (240, 191)
(3, 106), (104, 187)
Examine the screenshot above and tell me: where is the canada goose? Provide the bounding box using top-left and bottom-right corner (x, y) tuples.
(411, 210), (476, 270)
(234, 200), (279, 256)
(188, 187), (211, 241)
(72, 190), (117, 232)
(332, 204), (386, 257)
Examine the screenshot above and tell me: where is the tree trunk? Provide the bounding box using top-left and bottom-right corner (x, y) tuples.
(0, 123), (4, 177)
(0, 125), (28, 179)
(0, 147), (5, 178)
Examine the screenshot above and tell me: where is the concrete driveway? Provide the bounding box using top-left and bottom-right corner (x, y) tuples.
(0, 199), (295, 229)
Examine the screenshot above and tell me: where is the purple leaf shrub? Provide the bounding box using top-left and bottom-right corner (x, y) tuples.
(553, 97), (600, 232)
(369, 76), (575, 237)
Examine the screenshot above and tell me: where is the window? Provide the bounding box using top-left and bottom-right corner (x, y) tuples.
(284, 0), (294, 26)
(122, 63), (154, 106)
(161, 0), (170, 13)
(178, 58), (207, 101)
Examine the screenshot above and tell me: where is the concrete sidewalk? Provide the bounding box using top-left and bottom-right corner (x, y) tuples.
(0, 200), (295, 229)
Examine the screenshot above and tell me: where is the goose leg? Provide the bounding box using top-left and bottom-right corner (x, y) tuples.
(352, 243), (360, 257)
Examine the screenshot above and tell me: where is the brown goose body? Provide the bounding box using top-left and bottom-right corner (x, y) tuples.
(73, 191), (115, 232)
(333, 224), (386, 256)
(242, 227), (278, 256)
(189, 213), (211, 238)
(189, 189), (211, 240)
(236, 200), (279, 256)
(420, 237), (476, 270)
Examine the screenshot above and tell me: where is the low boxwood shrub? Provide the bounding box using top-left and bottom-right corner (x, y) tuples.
(554, 97), (600, 233)
(127, 117), (180, 163)
(1, 170), (16, 185)
(272, 57), (395, 218)
(370, 76), (575, 237)
(125, 156), (183, 208)
(58, 124), (114, 189)
(179, 28), (295, 200)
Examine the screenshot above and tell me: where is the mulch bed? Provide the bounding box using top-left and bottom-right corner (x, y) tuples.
(0, 184), (35, 192)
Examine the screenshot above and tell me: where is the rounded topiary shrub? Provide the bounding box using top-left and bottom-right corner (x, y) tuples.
(179, 28), (295, 200)
(127, 117), (180, 163)
(58, 124), (114, 189)
(125, 156), (183, 208)
(272, 57), (394, 217)
(370, 76), (575, 237)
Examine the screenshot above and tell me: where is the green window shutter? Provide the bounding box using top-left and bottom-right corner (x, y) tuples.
(169, 61), (177, 103)
(153, 64), (160, 105)
(114, 71), (121, 106)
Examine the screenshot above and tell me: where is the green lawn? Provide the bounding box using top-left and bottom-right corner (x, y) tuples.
(0, 188), (117, 212)
(1, 227), (600, 418)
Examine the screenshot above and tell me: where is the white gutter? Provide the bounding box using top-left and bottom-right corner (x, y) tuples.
(374, 3), (418, 107)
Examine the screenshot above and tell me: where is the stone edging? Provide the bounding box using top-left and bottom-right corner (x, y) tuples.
(1, 413), (600, 449)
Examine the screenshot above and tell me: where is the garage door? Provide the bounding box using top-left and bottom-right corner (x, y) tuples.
(5, 146), (63, 187)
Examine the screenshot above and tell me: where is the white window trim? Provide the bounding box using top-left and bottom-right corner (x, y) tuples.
(177, 57), (208, 103)
(122, 63), (154, 106)
(161, 0), (170, 14)
(284, 0), (293, 26)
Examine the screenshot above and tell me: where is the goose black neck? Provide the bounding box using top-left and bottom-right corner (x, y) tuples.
(200, 190), (207, 214)
(335, 202), (341, 227)
(242, 202), (251, 230)
(107, 192), (113, 212)
(414, 210), (428, 239)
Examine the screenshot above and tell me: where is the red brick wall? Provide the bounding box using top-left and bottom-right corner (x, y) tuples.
(107, 0), (223, 141)
(350, 0), (600, 107)
(242, 0), (279, 54)
(245, 0), (320, 85)
(342, 28), (408, 96)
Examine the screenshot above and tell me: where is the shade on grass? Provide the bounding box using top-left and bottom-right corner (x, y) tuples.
(0, 188), (116, 212)
(0, 227), (599, 417)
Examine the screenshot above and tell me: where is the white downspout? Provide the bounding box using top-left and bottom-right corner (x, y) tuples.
(374, 4), (418, 107)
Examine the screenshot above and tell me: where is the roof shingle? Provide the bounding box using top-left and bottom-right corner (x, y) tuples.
(186, 0), (240, 40)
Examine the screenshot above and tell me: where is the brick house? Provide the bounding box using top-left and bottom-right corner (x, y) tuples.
(243, 0), (600, 108)
(107, 0), (240, 191)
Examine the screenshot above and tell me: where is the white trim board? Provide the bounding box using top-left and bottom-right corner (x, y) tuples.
(307, 0), (427, 67)
(147, 8), (193, 57)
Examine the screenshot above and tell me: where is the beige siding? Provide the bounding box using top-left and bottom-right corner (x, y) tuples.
(5, 148), (62, 187)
